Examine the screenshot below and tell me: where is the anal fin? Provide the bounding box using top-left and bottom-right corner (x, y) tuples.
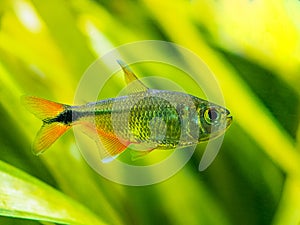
(79, 123), (128, 163)
(98, 135), (128, 161)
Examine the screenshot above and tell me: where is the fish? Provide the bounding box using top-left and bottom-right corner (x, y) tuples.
(23, 60), (232, 161)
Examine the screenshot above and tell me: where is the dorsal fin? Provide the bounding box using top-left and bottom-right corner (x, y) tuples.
(117, 60), (149, 93)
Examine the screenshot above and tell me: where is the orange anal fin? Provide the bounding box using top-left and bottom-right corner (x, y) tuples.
(33, 122), (70, 155)
(98, 135), (128, 160)
(79, 123), (129, 162)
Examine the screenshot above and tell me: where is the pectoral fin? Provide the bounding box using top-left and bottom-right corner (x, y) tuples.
(128, 143), (156, 161)
(130, 149), (154, 161)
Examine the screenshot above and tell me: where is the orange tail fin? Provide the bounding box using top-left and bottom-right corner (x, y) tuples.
(22, 96), (71, 155)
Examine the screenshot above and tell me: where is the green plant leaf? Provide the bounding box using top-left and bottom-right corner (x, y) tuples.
(0, 160), (107, 225)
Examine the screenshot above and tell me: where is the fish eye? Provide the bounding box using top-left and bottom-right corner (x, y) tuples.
(204, 108), (220, 124)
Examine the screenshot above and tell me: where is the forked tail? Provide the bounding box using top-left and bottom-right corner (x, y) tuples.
(22, 96), (71, 155)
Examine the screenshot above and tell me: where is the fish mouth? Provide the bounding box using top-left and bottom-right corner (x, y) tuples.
(226, 114), (233, 128)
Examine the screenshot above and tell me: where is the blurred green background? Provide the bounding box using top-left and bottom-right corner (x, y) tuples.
(1, 0), (300, 225)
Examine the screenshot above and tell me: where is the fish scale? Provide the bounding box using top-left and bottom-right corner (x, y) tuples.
(72, 90), (208, 148)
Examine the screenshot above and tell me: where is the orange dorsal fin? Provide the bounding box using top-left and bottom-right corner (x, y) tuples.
(117, 60), (149, 93)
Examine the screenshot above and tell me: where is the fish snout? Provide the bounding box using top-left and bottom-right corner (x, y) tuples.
(226, 113), (233, 128)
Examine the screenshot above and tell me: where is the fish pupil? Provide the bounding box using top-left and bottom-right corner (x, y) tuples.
(208, 108), (218, 121)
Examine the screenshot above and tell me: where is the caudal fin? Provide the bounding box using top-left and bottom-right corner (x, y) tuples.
(22, 96), (71, 155)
